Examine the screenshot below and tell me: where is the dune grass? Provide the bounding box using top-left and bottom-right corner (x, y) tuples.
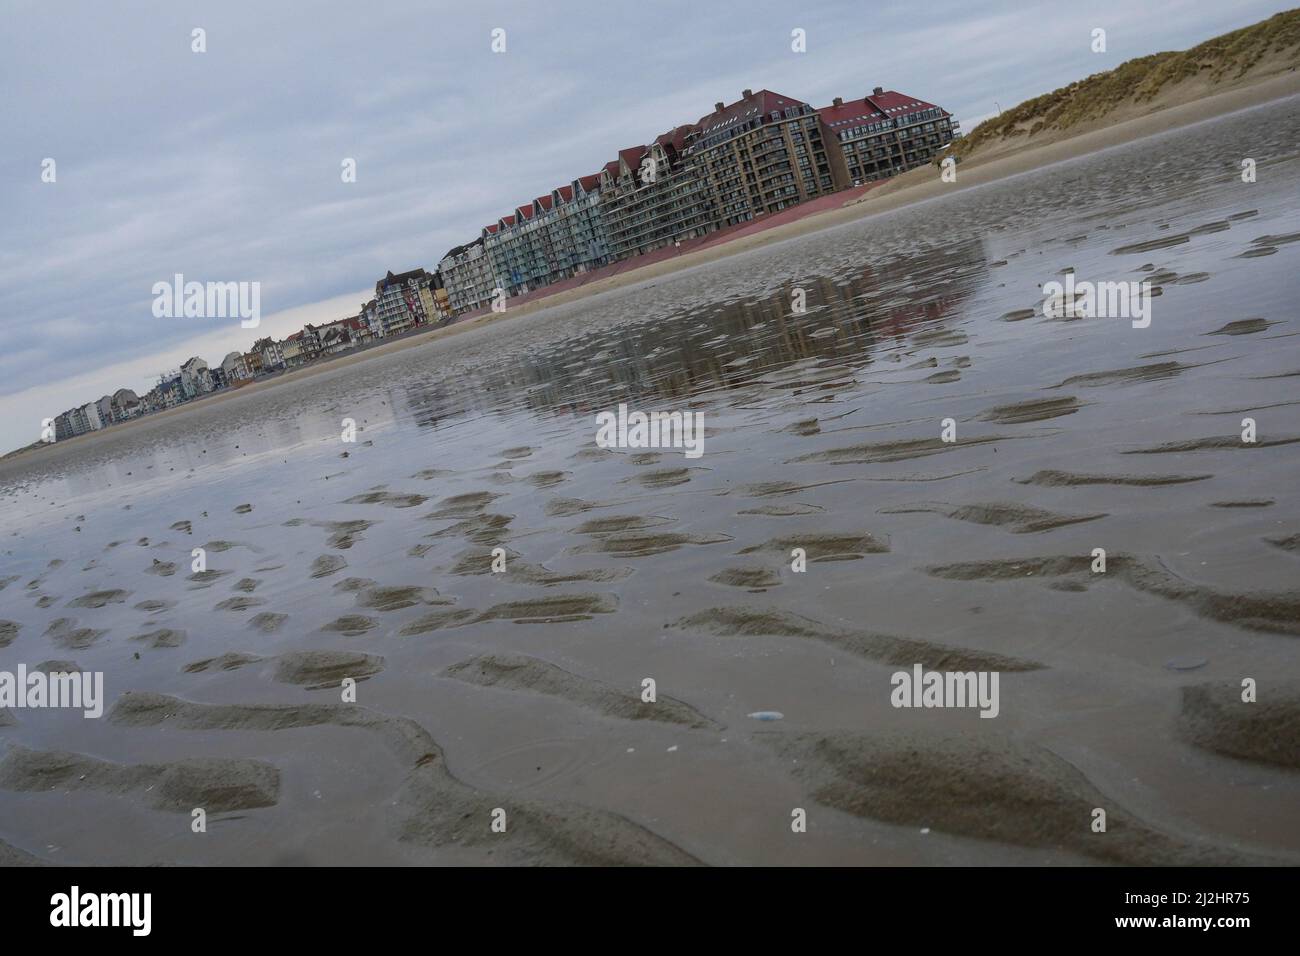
(950, 9), (1300, 162)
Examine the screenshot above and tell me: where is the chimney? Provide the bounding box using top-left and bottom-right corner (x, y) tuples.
(742, 88), (753, 98)
(873, 86), (884, 96)
(715, 101), (725, 112)
(832, 96), (843, 107)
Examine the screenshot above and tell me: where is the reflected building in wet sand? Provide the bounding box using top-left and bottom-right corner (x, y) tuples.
(402, 237), (989, 431)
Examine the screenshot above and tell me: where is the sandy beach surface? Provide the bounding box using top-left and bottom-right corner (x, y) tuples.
(1, 92), (1298, 866)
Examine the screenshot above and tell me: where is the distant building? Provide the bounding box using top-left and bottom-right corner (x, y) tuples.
(110, 388), (140, 420)
(221, 351), (249, 383)
(601, 126), (712, 261)
(253, 337), (284, 371)
(817, 87), (957, 183)
(555, 174), (612, 278)
(95, 394), (115, 427)
(281, 332), (307, 367)
(373, 269), (436, 336)
(305, 316), (369, 356)
(429, 274), (452, 322)
(179, 357), (212, 399)
(79, 401), (103, 431)
(345, 315), (374, 345)
(438, 236), (496, 314)
(158, 376), (185, 408)
(442, 83), (901, 313)
(53, 411), (76, 441)
(359, 299), (384, 339)
(690, 88), (849, 231)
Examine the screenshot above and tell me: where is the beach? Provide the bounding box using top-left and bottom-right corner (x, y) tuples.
(11, 69), (1300, 473)
(1, 88), (1298, 866)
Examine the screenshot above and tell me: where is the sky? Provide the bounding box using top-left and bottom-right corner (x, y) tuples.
(2, 0), (1293, 455)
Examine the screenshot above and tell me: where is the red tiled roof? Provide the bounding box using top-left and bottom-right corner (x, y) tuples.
(516, 205), (534, 219)
(697, 89), (807, 131)
(655, 124), (694, 151)
(601, 160), (620, 178)
(484, 223), (499, 234)
(555, 184), (573, 202)
(500, 214), (516, 226)
(535, 195), (553, 211)
(578, 173), (601, 191)
(817, 90), (945, 128)
(617, 145), (647, 172)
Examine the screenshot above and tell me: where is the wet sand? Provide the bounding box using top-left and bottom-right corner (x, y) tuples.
(1, 94), (1298, 866)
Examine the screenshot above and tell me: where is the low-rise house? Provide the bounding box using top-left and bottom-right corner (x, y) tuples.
(305, 316), (366, 355)
(343, 315), (373, 345)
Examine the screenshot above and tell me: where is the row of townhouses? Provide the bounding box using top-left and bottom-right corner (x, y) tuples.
(50, 269), (453, 441)
(438, 85), (957, 312)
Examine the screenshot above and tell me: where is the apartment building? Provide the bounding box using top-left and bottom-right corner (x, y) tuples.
(818, 87), (958, 183)
(374, 268), (436, 336)
(438, 236), (496, 314)
(689, 89), (849, 231)
(601, 126), (714, 260)
(554, 174), (612, 277)
(472, 171), (617, 306)
(95, 394), (115, 427)
(53, 411), (77, 441)
(52, 401), (102, 440)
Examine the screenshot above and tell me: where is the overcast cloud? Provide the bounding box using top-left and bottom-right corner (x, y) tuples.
(0, 0), (1290, 454)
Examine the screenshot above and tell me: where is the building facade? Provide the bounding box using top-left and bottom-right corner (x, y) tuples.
(818, 87), (958, 183)
(221, 351), (249, 383)
(689, 89), (849, 231)
(254, 337), (285, 371)
(110, 388), (140, 420)
(438, 236), (496, 314)
(179, 357), (212, 399)
(373, 269), (436, 336)
(600, 126), (714, 260)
